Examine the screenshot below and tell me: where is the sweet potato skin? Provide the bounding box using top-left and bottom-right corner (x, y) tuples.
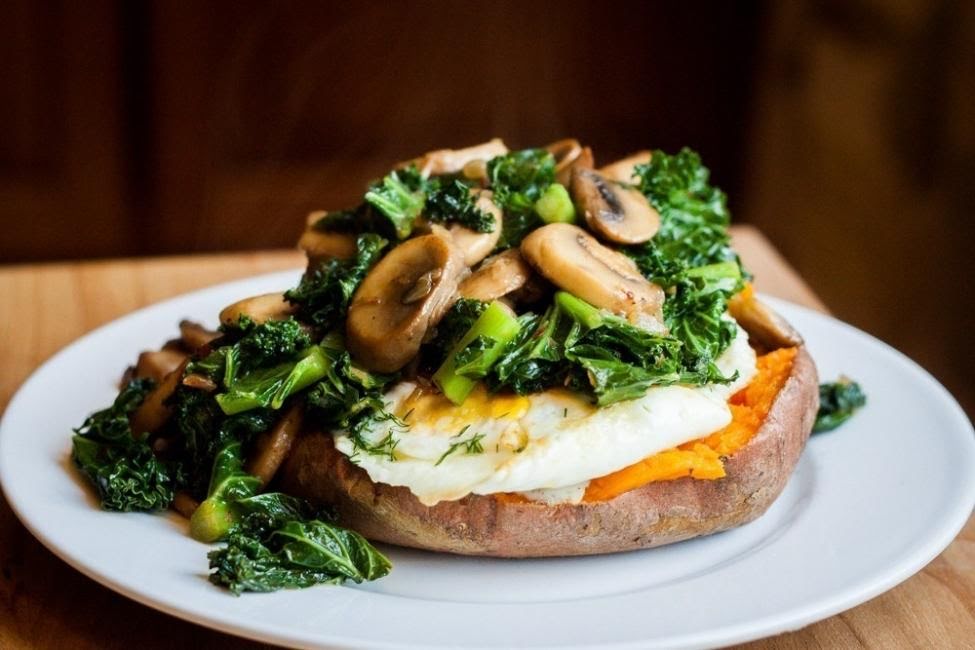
(279, 346), (818, 557)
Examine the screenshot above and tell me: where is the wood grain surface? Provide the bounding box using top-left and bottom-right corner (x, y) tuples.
(0, 225), (971, 649)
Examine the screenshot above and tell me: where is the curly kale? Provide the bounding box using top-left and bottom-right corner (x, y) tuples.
(487, 148), (555, 247)
(285, 233), (388, 331)
(628, 148), (740, 285)
(169, 388), (275, 499)
(303, 339), (402, 461)
(424, 179), (495, 233)
(490, 293), (704, 406)
(422, 298), (488, 370)
(364, 167), (426, 239)
(208, 492), (391, 595)
(618, 149), (747, 387)
(71, 378), (176, 511)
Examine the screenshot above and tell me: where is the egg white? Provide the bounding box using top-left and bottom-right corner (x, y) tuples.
(333, 325), (757, 506)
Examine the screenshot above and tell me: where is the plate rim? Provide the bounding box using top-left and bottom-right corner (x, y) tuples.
(1, 270), (973, 650)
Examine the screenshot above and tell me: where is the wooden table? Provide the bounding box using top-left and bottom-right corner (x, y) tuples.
(1, 225), (972, 648)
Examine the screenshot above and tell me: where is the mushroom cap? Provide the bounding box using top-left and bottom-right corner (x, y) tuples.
(599, 150), (652, 184)
(405, 138), (509, 177)
(346, 231), (465, 373)
(520, 223), (665, 330)
(219, 293), (297, 328)
(448, 190), (503, 266)
(546, 138), (595, 186)
(459, 249), (533, 302)
(571, 168), (660, 245)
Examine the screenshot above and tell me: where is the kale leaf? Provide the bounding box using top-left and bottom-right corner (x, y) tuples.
(303, 337), (402, 460)
(71, 378), (176, 511)
(364, 167), (426, 239)
(190, 316), (312, 384)
(208, 493), (391, 595)
(487, 149), (555, 248)
(490, 293), (692, 405)
(628, 148), (740, 285)
(621, 149), (747, 386)
(424, 179), (495, 233)
(422, 298), (488, 370)
(285, 233), (388, 331)
(169, 387), (274, 499)
(189, 440), (262, 542)
(814, 379), (867, 433)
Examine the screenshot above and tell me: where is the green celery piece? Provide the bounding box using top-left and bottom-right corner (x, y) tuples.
(534, 183), (576, 224)
(433, 301), (521, 405)
(554, 291), (604, 329)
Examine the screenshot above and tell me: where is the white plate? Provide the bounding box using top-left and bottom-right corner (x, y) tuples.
(2, 271), (974, 650)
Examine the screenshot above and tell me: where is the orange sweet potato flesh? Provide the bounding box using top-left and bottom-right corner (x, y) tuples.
(583, 347), (798, 502)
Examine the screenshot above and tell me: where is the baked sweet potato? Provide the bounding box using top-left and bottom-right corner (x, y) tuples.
(279, 345), (818, 557)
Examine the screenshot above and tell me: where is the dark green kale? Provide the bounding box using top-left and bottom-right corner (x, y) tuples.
(189, 440), (262, 542)
(364, 167), (426, 239)
(213, 345), (330, 415)
(71, 378), (176, 511)
(303, 337), (402, 460)
(628, 148), (740, 286)
(620, 148), (747, 387)
(208, 510), (392, 595)
(814, 379), (867, 433)
(487, 148), (556, 248)
(285, 233), (388, 331)
(190, 316), (311, 384)
(422, 298), (488, 369)
(424, 179), (495, 233)
(490, 293), (692, 405)
(663, 262), (743, 385)
(169, 387), (274, 499)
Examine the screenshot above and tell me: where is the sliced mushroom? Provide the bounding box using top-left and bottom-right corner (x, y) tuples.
(520, 223), (666, 330)
(729, 289), (804, 351)
(298, 211), (357, 263)
(178, 320), (220, 353)
(219, 293), (297, 328)
(447, 189), (503, 266)
(246, 402), (304, 486)
(599, 150), (652, 184)
(182, 373), (217, 392)
(130, 359), (188, 436)
(346, 231), (465, 372)
(405, 138), (509, 177)
(459, 249), (533, 302)
(134, 348), (188, 384)
(570, 168), (660, 245)
(546, 138), (595, 186)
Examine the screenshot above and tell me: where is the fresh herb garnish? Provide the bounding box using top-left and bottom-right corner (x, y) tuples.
(435, 427), (487, 466)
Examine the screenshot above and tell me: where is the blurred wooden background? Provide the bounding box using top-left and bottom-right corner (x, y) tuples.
(1, 0), (972, 417)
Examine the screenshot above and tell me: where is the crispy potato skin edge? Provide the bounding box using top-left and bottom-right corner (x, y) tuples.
(279, 346), (818, 557)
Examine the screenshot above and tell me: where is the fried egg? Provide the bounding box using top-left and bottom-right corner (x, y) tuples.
(333, 324), (757, 506)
